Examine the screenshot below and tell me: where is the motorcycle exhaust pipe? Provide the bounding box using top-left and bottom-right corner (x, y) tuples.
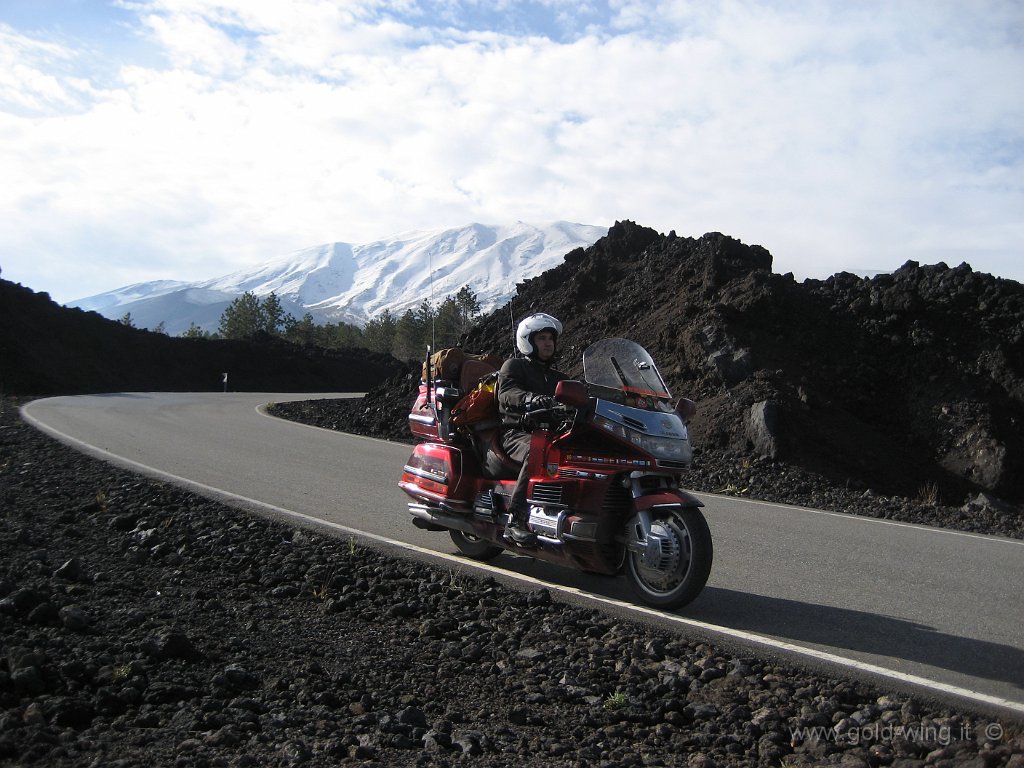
(411, 517), (447, 532)
(409, 503), (565, 549)
(408, 503), (477, 536)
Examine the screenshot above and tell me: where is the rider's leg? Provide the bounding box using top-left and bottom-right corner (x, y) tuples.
(501, 430), (537, 545)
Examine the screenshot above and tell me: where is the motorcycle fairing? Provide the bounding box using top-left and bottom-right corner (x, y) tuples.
(594, 400), (686, 439)
(631, 488), (705, 511)
(590, 399), (693, 467)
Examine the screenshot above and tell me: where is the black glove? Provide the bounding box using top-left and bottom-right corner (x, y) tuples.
(526, 394), (554, 413)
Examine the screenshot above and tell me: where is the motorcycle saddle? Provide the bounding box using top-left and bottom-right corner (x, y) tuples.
(472, 427), (520, 480)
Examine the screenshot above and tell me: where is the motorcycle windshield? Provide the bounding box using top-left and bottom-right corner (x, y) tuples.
(582, 338), (671, 399)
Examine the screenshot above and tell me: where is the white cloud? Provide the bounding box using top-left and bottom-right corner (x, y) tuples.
(139, 11), (249, 74)
(0, 0), (1021, 303)
(0, 25), (92, 113)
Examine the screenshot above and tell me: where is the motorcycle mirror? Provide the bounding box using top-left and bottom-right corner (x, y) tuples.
(674, 398), (697, 422)
(554, 380), (588, 408)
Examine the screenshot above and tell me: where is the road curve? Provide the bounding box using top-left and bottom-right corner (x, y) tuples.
(22, 392), (1024, 718)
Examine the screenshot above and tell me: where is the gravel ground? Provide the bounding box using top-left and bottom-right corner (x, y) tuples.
(2, 397), (1022, 768)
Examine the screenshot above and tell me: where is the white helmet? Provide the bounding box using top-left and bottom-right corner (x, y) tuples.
(516, 313), (563, 356)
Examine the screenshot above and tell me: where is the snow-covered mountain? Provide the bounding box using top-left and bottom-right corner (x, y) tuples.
(69, 222), (607, 336)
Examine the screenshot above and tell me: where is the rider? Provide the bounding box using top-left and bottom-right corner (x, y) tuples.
(496, 313), (568, 545)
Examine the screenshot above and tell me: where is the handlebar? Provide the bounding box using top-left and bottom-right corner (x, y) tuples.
(519, 402), (575, 429)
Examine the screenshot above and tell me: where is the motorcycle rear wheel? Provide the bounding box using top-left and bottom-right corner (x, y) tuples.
(449, 529), (503, 561)
(625, 507), (712, 609)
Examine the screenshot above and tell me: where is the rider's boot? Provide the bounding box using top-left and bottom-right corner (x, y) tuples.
(504, 504), (537, 546)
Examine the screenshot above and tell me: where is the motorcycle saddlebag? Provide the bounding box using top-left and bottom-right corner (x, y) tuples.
(408, 385), (440, 440)
(421, 348), (504, 385)
(421, 347), (465, 383)
(400, 442), (464, 501)
(450, 371), (500, 430)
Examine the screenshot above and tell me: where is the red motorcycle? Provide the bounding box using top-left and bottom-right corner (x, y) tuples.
(399, 338), (712, 609)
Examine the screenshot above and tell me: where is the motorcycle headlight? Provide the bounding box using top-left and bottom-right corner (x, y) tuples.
(638, 434), (692, 462)
(594, 414), (631, 442)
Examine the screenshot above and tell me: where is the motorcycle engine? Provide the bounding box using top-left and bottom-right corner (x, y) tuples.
(527, 506), (565, 539)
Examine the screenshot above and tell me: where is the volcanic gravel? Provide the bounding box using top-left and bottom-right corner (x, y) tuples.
(3, 399), (1022, 768)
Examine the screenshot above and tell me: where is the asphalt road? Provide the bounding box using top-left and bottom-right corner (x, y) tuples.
(22, 392), (1024, 719)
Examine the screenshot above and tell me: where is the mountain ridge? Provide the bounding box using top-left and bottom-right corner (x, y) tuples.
(69, 221), (607, 335)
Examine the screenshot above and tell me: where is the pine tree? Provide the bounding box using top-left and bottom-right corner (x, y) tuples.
(181, 323), (210, 338)
(413, 299), (435, 351)
(454, 285), (482, 338)
(285, 313), (317, 346)
(435, 296), (461, 348)
(434, 286), (482, 348)
(326, 322), (362, 349)
(260, 292), (285, 334)
(392, 309), (424, 361)
(218, 292), (263, 339)
(362, 310), (396, 353)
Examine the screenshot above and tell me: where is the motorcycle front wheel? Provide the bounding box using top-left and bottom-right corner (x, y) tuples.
(449, 529), (503, 561)
(625, 506), (713, 609)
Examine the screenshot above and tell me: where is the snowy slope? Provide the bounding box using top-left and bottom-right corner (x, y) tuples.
(71, 280), (191, 313)
(69, 221), (606, 336)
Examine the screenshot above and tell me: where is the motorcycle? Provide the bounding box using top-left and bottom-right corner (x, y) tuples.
(399, 338), (712, 609)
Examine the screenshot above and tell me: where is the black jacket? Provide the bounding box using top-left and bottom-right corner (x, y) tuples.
(497, 356), (568, 428)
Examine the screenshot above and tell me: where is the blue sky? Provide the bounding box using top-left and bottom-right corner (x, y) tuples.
(1, 0), (1021, 304)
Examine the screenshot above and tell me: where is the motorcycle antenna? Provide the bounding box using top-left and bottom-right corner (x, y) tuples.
(424, 343), (433, 405)
(508, 287), (517, 357)
(428, 249), (436, 353)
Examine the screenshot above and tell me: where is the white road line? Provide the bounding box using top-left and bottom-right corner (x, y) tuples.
(24, 403), (1024, 717)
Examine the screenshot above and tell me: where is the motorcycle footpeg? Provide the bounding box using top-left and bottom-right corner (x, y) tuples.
(503, 527), (538, 547)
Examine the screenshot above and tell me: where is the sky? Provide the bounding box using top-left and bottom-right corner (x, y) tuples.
(1, 0), (1021, 305)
